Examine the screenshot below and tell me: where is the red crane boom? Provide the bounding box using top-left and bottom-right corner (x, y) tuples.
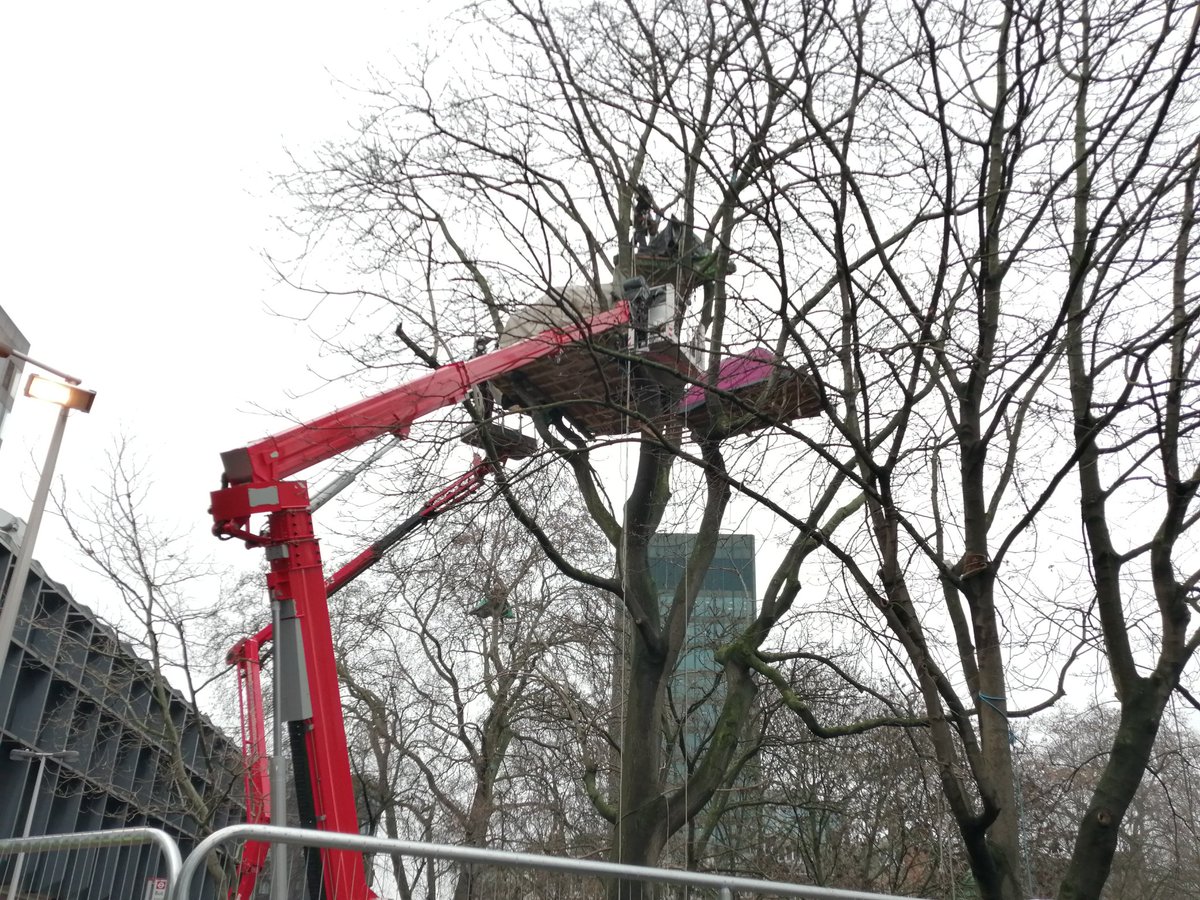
(211, 301), (633, 899)
(211, 275), (822, 898)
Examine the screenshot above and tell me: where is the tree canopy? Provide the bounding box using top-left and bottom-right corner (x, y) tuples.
(274, 1), (1200, 898)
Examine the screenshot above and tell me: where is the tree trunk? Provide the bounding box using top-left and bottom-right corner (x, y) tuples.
(1057, 677), (1175, 900)
(610, 637), (670, 899)
(970, 589), (1026, 900)
(453, 778), (499, 900)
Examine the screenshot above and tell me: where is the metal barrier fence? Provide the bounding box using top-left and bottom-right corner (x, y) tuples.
(2, 824), (932, 900)
(179, 824), (929, 900)
(0, 826), (181, 899)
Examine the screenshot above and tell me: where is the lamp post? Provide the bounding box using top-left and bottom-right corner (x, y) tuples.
(6, 748), (80, 900)
(0, 343), (95, 677)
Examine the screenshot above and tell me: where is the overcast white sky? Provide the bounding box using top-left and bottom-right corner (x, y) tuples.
(1, 2), (441, 619)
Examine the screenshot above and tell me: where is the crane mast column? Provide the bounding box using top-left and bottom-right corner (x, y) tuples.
(265, 499), (368, 900)
(212, 479), (370, 899)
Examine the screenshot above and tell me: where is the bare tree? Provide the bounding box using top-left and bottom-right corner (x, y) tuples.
(1021, 703), (1200, 899)
(327, 476), (615, 899)
(271, 1), (1200, 898)
(55, 438), (242, 890)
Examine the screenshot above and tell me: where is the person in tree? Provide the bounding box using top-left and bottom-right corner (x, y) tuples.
(471, 336), (498, 418)
(633, 183), (658, 250)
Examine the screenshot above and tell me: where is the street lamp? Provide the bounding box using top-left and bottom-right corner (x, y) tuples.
(0, 343), (95, 678)
(6, 748), (80, 900)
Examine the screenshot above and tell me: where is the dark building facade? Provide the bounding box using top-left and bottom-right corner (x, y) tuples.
(0, 512), (243, 898)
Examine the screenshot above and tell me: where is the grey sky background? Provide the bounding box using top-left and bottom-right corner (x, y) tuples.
(1, 1), (437, 617)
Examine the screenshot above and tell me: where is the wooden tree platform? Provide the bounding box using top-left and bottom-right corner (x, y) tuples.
(490, 331), (637, 436)
(676, 349), (823, 438)
(491, 287), (821, 440)
(491, 339), (821, 440)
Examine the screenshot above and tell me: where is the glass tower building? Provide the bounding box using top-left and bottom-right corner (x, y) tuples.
(648, 533), (756, 761)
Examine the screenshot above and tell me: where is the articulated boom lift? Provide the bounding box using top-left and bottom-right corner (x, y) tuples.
(227, 624), (272, 897)
(211, 275), (822, 899)
(227, 454), (502, 899)
(211, 301), (637, 899)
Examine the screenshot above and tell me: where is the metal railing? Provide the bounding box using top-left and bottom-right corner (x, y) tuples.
(0, 826), (181, 898)
(1, 823), (934, 900)
(178, 824), (929, 900)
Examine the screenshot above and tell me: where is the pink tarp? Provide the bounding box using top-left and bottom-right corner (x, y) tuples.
(677, 348), (777, 414)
